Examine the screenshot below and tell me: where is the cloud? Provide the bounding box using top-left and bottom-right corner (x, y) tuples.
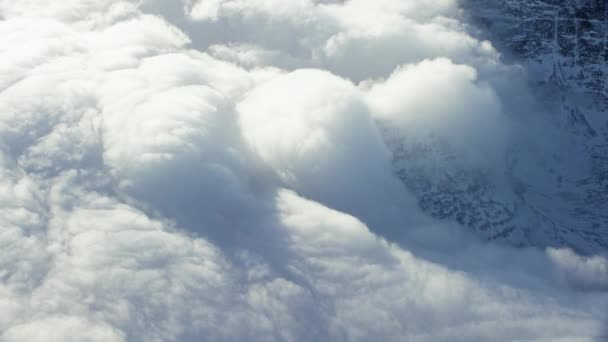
(548, 248), (608, 292)
(0, 0), (606, 341)
(365, 58), (510, 169)
(149, 0), (496, 81)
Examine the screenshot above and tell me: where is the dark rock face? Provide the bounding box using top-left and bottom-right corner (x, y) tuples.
(468, 0), (607, 109)
(389, 0), (608, 254)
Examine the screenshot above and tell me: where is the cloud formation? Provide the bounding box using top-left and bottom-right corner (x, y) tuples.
(0, 0), (606, 341)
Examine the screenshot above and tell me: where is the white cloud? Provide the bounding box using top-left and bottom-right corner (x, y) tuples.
(548, 248), (608, 292)
(365, 58), (510, 168)
(0, 0), (606, 341)
(166, 0), (497, 81)
(237, 68), (424, 234)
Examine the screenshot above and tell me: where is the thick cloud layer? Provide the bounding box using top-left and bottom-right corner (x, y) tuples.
(0, 0), (607, 341)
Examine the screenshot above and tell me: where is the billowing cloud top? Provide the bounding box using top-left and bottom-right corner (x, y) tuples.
(0, 0), (607, 341)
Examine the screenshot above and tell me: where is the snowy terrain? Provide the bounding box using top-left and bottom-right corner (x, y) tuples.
(388, 0), (608, 254)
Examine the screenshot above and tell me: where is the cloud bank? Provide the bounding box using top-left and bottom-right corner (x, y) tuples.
(0, 0), (606, 341)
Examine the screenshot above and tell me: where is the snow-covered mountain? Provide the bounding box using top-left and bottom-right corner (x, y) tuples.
(388, 0), (608, 254)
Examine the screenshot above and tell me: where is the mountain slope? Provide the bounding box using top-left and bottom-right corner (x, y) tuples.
(389, 0), (608, 254)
